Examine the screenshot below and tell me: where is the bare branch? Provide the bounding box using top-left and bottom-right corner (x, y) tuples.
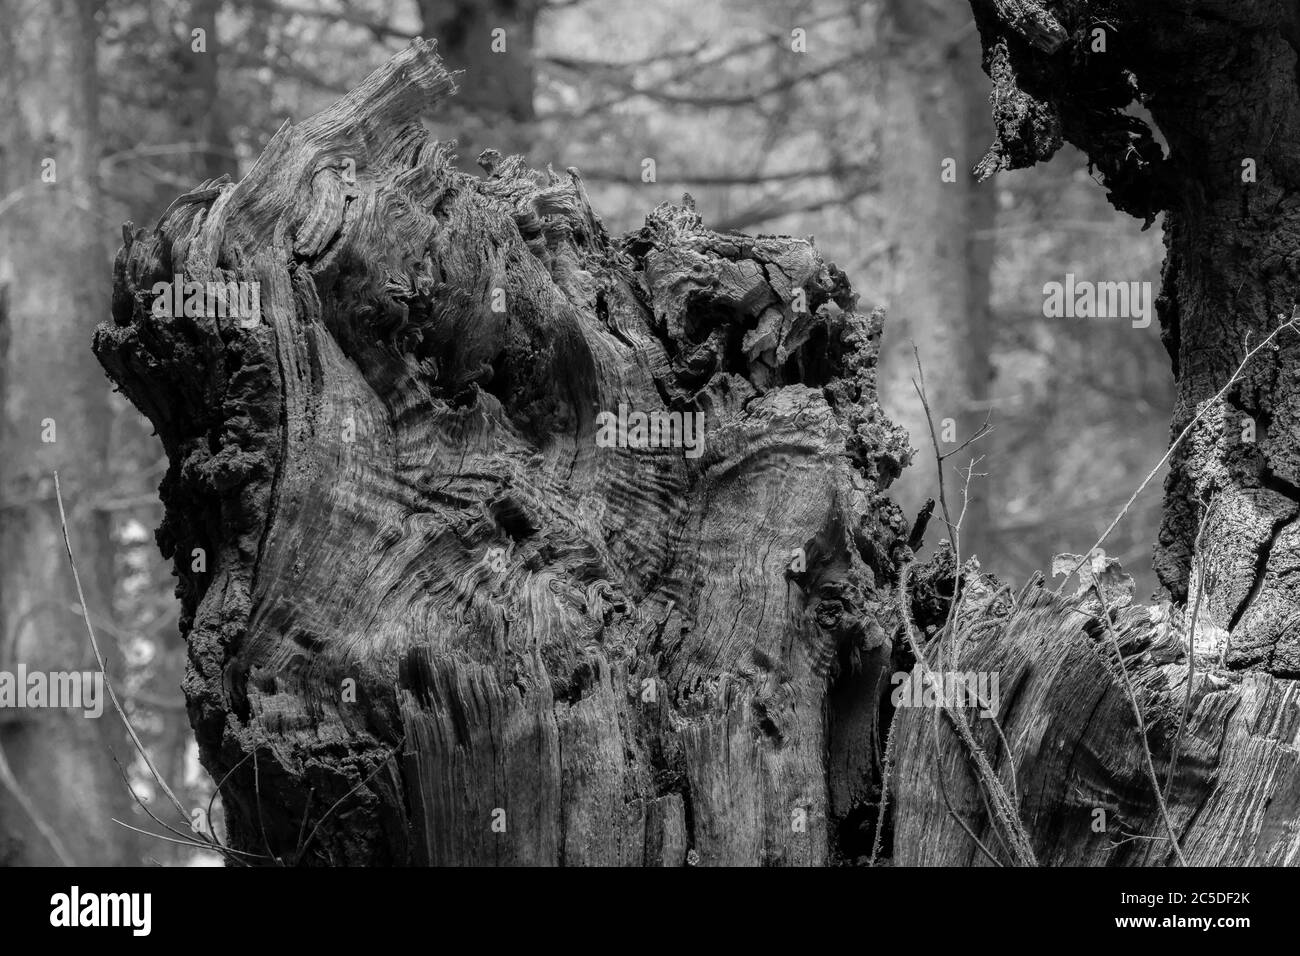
(53, 472), (189, 822)
(1056, 312), (1300, 594)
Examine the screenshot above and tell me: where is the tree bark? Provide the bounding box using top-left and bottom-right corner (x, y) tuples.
(95, 39), (914, 865)
(967, 0), (1300, 674)
(190, 0), (234, 183)
(881, 0), (1300, 867)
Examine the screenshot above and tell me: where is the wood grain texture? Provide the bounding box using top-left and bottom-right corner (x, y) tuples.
(95, 28), (1300, 869)
(892, 584), (1300, 866)
(94, 39), (912, 865)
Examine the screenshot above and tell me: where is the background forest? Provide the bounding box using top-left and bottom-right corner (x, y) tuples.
(0, 0), (1168, 865)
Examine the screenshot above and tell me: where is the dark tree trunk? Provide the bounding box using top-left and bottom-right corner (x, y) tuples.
(190, 0), (233, 183)
(882, 0), (1300, 867)
(416, 0), (539, 170)
(95, 40), (913, 865)
(968, 0), (1300, 672)
(879, 0), (996, 560)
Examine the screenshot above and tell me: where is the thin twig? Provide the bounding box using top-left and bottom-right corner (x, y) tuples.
(870, 669), (900, 866)
(1111, 833), (1173, 848)
(941, 414), (994, 462)
(206, 750), (254, 849)
(111, 818), (241, 855)
(912, 345), (952, 536)
(1089, 583), (1189, 866)
(53, 472), (188, 822)
(929, 704), (1003, 866)
(889, 421), (1034, 865)
(253, 747), (277, 861)
(108, 752), (260, 864)
(1056, 314), (1300, 594)
(295, 788), (316, 856)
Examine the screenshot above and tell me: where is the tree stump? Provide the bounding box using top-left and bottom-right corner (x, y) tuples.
(95, 39), (913, 865)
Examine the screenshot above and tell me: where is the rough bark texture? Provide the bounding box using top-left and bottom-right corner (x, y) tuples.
(95, 40), (914, 865)
(968, 0), (1300, 675)
(892, 576), (1300, 865)
(881, 0), (1300, 868)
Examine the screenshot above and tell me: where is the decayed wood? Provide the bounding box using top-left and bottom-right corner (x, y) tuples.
(95, 25), (1300, 868)
(95, 39), (913, 865)
(990, 0), (1066, 53)
(891, 580), (1300, 866)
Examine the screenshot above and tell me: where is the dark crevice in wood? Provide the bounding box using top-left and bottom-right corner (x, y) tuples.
(1228, 513), (1295, 636)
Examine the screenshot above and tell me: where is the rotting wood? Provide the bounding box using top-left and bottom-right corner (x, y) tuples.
(95, 25), (1300, 867)
(95, 38), (913, 865)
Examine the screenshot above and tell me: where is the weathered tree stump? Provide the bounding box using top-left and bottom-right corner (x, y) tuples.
(97, 22), (1300, 867)
(95, 39), (913, 865)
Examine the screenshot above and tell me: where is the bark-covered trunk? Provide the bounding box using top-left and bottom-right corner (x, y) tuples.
(190, 0), (233, 184)
(416, 0), (539, 171)
(884, 0), (1300, 866)
(968, 0), (1300, 673)
(95, 40), (913, 865)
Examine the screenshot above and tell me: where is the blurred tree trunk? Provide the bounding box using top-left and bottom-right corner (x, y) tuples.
(96, 40), (914, 865)
(0, 0), (136, 866)
(416, 0), (539, 168)
(879, 0), (995, 561)
(191, 0), (234, 182)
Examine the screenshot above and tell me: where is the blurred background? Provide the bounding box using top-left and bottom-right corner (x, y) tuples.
(0, 0), (1169, 865)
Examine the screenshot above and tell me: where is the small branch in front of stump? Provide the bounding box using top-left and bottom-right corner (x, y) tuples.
(54, 471), (272, 866)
